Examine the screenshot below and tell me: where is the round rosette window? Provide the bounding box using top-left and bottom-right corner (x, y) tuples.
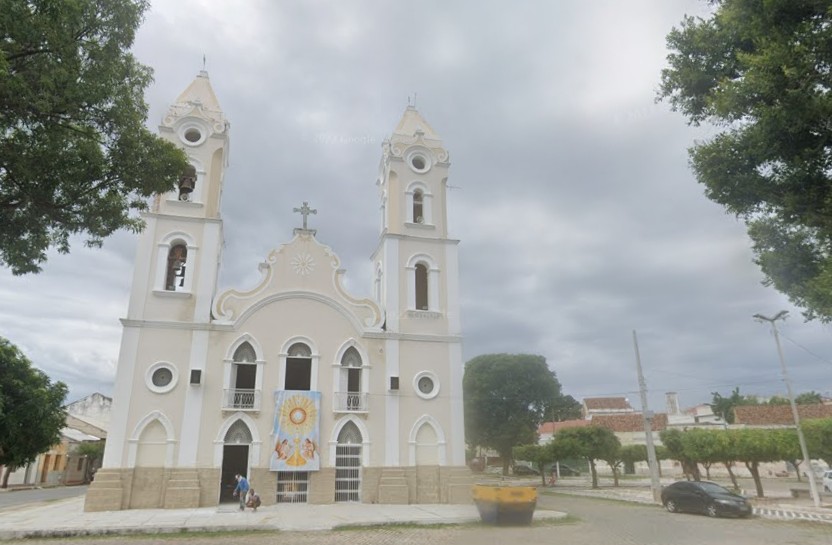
(146, 362), (178, 394)
(413, 371), (440, 400)
(177, 122), (208, 147)
(406, 149), (431, 174)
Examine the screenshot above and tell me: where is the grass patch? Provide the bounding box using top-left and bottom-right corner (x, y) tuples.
(333, 514), (579, 532)
(20, 528), (280, 541)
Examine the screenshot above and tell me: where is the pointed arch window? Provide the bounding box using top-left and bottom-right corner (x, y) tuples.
(165, 244), (188, 291)
(415, 263), (429, 310)
(225, 342), (259, 410)
(336, 347), (366, 412)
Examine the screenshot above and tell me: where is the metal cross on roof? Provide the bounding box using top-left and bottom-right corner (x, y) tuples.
(293, 201), (317, 230)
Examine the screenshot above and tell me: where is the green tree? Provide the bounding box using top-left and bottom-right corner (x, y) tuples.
(660, 428), (700, 481)
(0, 0), (189, 275)
(463, 354), (571, 475)
(709, 387), (758, 424)
(544, 394), (583, 422)
(658, 1), (832, 321)
(76, 441), (106, 483)
(553, 426), (621, 489)
(733, 428), (781, 497)
(795, 391), (823, 405)
(0, 337), (67, 487)
(513, 444), (553, 486)
(619, 444), (647, 475)
(682, 428), (722, 480)
(803, 418), (832, 467)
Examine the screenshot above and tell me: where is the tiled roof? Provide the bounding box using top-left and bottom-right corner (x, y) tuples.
(734, 404), (832, 426)
(583, 397), (633, 411)
(538, 419), (591, 435)
(591, 413), (668, 433)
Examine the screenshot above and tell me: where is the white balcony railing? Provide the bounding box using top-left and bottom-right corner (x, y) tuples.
(333, 391), (368, 413)
(223, 388), (261, 411)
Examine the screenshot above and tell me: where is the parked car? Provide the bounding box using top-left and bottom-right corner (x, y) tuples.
(512, 464), (540, 476)
(823, 470), (832, 493)
(557, 464), (581, 477)
(661, 481), (752, 518)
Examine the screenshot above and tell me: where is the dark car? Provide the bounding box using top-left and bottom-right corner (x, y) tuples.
(512, 464), (540, 476)
(545, 463), (581, 477)
(661, 481), (752, 518)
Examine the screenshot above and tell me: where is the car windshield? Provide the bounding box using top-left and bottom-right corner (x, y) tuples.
(696, 482), (731, 495)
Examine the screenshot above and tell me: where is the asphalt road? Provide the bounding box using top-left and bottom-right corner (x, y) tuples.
(9, 491), (832, 545)
(0, 485), (87, 510)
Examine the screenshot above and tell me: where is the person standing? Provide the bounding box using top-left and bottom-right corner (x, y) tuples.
(233, 474), (250, 511)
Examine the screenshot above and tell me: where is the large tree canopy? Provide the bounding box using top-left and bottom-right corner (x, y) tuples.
(0, 337), (67, 487)
(0, 0), (189, 274)
(463, 353), (571, 474)
(658, 0), (832, 321)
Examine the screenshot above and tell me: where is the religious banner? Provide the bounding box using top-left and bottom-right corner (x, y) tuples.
(270, 390), (321, 471)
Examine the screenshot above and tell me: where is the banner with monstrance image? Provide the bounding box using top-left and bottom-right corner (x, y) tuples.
(270, 390), (321, 471)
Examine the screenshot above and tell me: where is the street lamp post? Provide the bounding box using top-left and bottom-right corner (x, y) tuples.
(753, 311), (821, 508)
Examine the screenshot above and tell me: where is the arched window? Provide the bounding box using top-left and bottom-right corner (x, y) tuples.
(339, 347), (364, 411)
(415, 263), (428, 310)
(285, 343), (312, 390)
(165, 244), (188, 291)
(227, 342), (257, 409)
(413, 189), (424, 223)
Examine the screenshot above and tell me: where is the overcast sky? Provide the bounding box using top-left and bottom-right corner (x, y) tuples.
(2, 0), (831, 414)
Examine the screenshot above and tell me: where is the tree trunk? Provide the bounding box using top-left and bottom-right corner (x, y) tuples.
(745, 461), (764, 497)
(589, 459), (598, 489)
(703, 462), (711, 480)
(612, 465), (620, 487)
(502, 457), (510, 476)
(1, 466), (12, 489)
(724, 462), (739, 490)
(791, 460), (802, 482)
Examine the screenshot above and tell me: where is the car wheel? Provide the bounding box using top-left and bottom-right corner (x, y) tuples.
(664, 499), (678, 513)
(706, 503), (719, 518)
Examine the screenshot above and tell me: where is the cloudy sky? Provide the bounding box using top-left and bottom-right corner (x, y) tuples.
(2, 0), (831, 413)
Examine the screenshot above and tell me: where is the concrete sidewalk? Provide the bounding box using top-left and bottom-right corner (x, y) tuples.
(0, 496), (566, 540)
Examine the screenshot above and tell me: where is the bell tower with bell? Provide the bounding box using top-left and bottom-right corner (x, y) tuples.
(102, 70), (230, 471)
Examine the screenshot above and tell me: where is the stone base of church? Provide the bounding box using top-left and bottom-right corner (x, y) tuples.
(84, 465), (473, 511)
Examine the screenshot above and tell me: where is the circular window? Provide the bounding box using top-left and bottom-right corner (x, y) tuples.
(406, 150), (431, 173)
(184, 128), (202, 143)
(178, 123), (208, 146)
(146, 362), (178, 394)
(413, 371), (440, 400)
(152, 368), (173, 387)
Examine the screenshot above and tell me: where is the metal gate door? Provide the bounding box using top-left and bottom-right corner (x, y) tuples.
(334, 444), (361, 502)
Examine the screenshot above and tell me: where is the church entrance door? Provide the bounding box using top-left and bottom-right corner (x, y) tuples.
(219, 445), (248, 503)
(335, 421), (362, 502)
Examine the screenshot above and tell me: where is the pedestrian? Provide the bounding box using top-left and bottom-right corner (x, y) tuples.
(233, 474), (250, 511)
(246, 488), (262, 512)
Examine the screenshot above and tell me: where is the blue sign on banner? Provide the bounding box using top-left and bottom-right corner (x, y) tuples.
(270, 390), (321, 471)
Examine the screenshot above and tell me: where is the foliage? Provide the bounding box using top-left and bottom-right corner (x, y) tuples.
(463, 353), (572, 474)
(76, 441), (105, 463)
(803, 418), (832, 467)
(0, 337), (67, 486)
(513, 444), (553, 486)
(544, 394), (583, 422)
(709, 387), (759, 424)
(733, 428), (782, 497)
(0, 0), (189, 274)
(795, 391), (824, 405)
(659, 428), (700, 480)
(552, 426), (620, 489)
(658, 0), (832, 321)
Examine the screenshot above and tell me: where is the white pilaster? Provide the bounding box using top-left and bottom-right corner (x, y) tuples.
(448, 342), (465, 465)
(102, 326), (140, 468)
(177, 329), (209, 466)
(384, 338), (400, 465)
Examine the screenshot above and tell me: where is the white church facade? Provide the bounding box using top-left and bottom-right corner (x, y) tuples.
(85, 72), (470, 511)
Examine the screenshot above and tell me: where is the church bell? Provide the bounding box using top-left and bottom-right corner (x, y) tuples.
(178, 165), (197, 200)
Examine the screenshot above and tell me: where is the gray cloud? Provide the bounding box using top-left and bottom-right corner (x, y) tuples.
(2, 0), (831, 411)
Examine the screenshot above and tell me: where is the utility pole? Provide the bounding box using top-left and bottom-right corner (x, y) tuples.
(632, 330), (662, 503)
(753, 311), (821, 508)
